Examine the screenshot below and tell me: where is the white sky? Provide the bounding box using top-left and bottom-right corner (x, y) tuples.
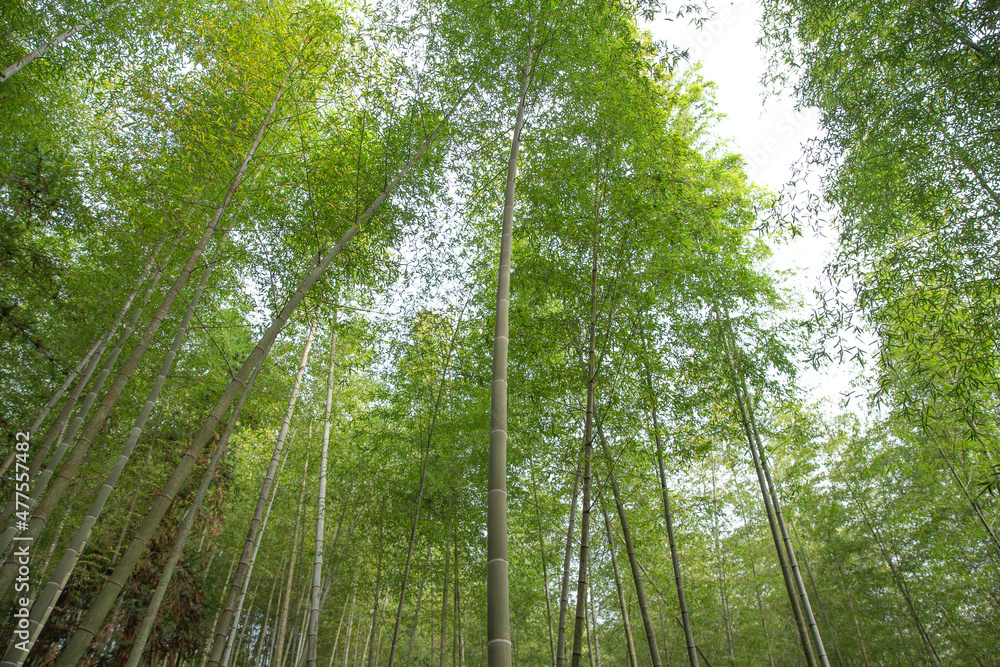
(646, 2), (862, 411)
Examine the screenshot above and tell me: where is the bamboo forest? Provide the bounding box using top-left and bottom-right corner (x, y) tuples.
(1, 0), (998, 665)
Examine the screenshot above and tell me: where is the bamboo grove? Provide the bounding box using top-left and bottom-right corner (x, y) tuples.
(1, 0), (997, 665)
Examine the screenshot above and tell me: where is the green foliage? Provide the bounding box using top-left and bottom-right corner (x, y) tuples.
(762, 0), (1000, 446)
(0, 0), (996, 665)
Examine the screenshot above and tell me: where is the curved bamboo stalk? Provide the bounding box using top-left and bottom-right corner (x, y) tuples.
(570, 228), (599, 667)
(307, 320), (338, 667)
(487, 25), (539, 667)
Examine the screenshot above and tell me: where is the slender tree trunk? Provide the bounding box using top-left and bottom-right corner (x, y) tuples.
(851, 485), (941, 666)
(55, 88), (466, 667)
(17, 347), (97, 487)
(222, 446), (290, 666)
(710, 461), (736, 665)
(366, 523), (385, 667)
(736, 501), (774, 667)
(749, 560), (774, 667)
(341, 587), (356, 667)
(938, 445), (1000, 555)
(455, 539), (466, 667)
(388, 312), (462, 667)
(375, 598), (386, 662)
(286, 502), (312, 667)
(839, 566), (870, 667)
(28, 294), (142, 484)
(36, 502), (68, 580)
(749, 415), (829, 667)
(252, 558), (283, 667)
(329, 591), (350, 667)
(487, 21), (540, 667)
(277, 459), (310, 667)
(230, 446), (293, 663)
(531, 464), (557, 667)
(3, 281), (139, 534)
(658, 607), (669, 667)
(719, 315), (829, 667)
(0, 0), (124, 81)
(792, 527), (845, 667)
(557, 455), (583, 667)
(213, 316), (317, 665)
(587, 559), (601, 667)
(406, 546), (432, 664)
(235, 578), (262, 665)
(3, 354), (91, 484)
(294, 581), (311, 667)
(598, 427), (662, 667)
(716, 318), (816, 667)
(112, 439), (156, 561)
(2, 162), (242, 566)
(440, 514), (452, 667)
(310, 494), (368, 642)
(202, 555), (238, 667)
(123, 361), (264, 667)
(598, 495), (638, 667)
(570, 227), (599, 667)
(631, 554), (715, 667)
(643, 367), (698, 667)
(308, 321), (338, 667)
(246, 611), (262, 667)
(586, 597), (595, 667)
(22, 343), (96, 442)
(199, 527), (213, 559)
(357, 603), (368, 667)
(1, 243), (226, 661)
(289, 487), (371, 667)
(270, 579), (285, 667)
